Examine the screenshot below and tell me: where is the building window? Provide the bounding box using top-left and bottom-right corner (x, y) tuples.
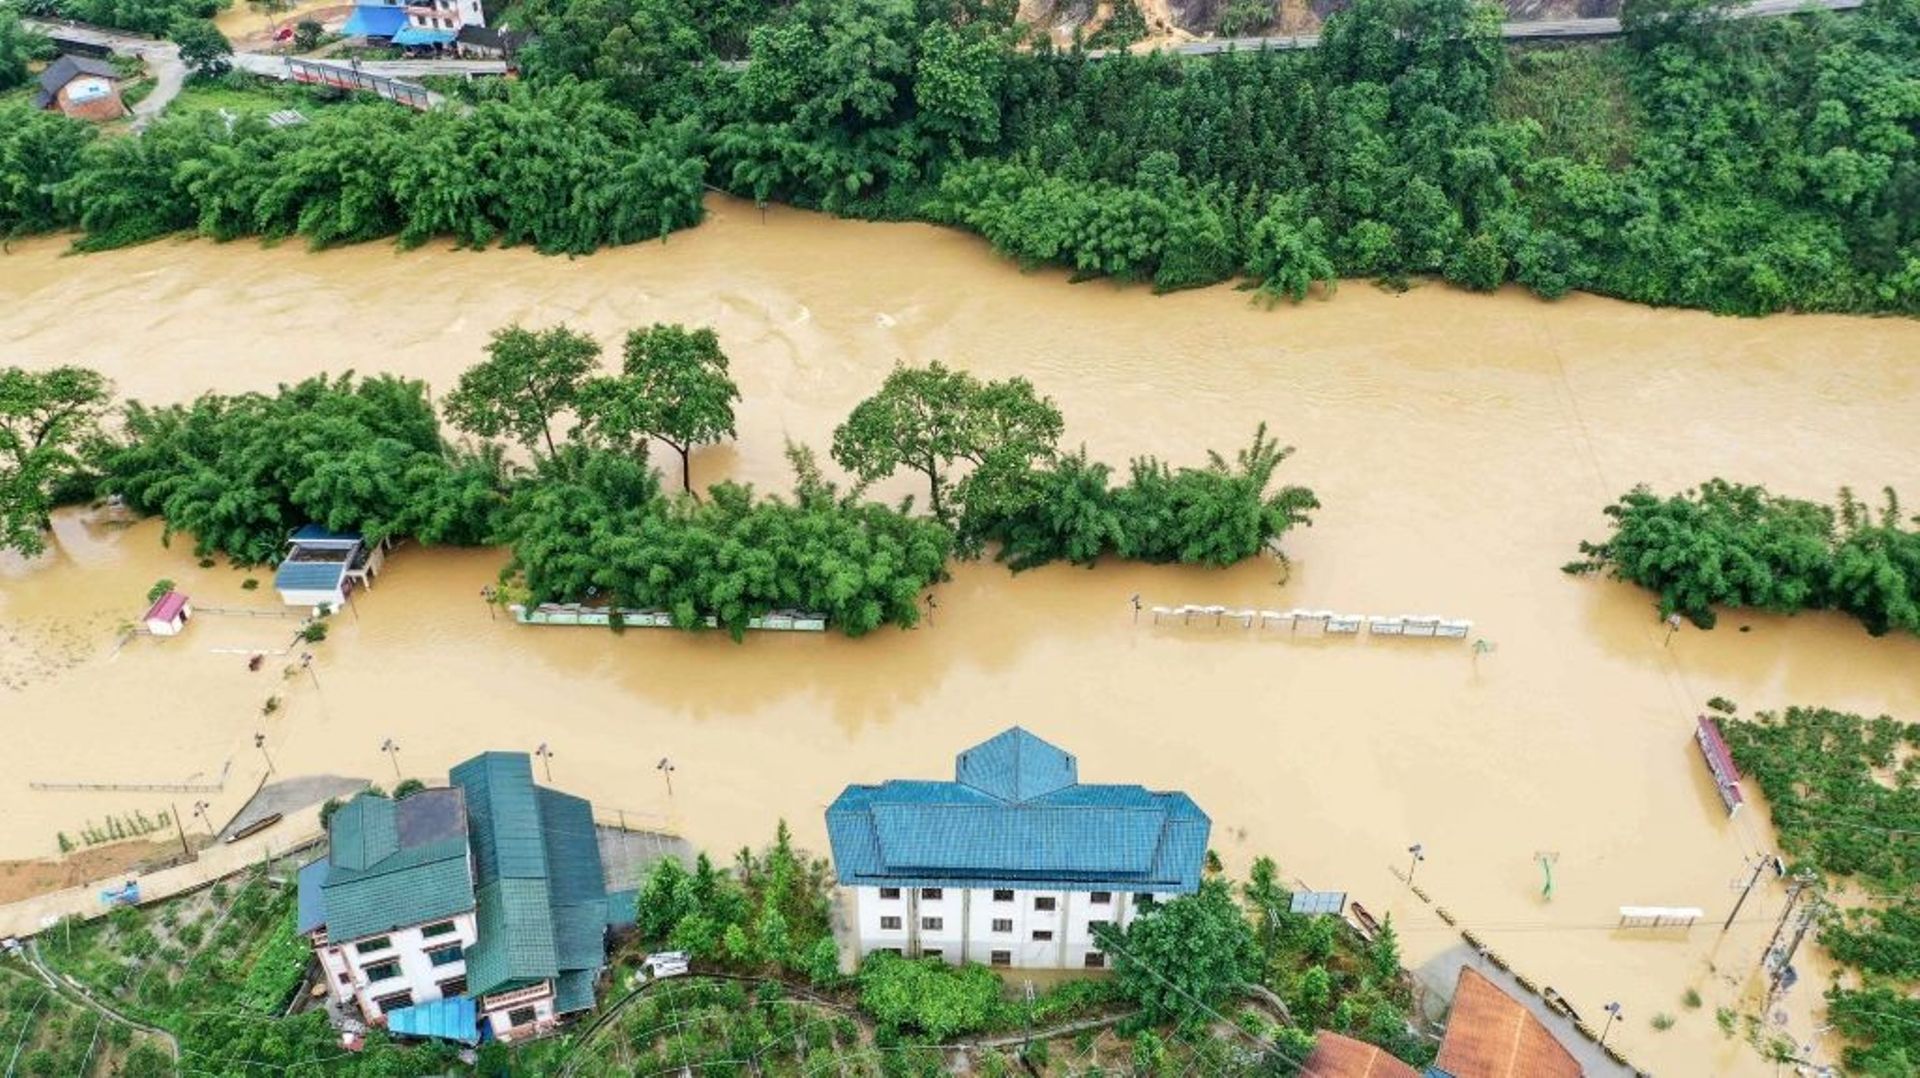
(879, 887), (901, 900)
(428, 943), (464, 967)
(880, 916), (902, 930)
(422, 921), (458, 939)
(1090, 891), (1112, 905)
(990, 950), (1011, 967)
(1084, 952), (1107, 969)
(993, 889), (1014, 902)
(354, 936), (392, 955)
(363, 960), (401, 983)
(1032, 930), (1053, 942)
(877, 947), (903, 956)
(507, 1006), (538, 1029)
(921, 949), (943, 960)
(374, 991), (414, 1014)
(1033, 897), (1057, 912)
(438, 976), (467, 998)
(991, 918), (1013, 933)
(921, 917), (943, 931)
(920, 888), (943, 900)
(1088, 919), (1111, 933)
(337, 971), (351, 985)
(1134, 893), (1156, 908)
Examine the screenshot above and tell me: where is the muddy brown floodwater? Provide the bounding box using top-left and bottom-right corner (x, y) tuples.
(3, 197), (1919, 1074)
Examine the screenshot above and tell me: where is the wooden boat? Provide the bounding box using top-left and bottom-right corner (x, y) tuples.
(1348, 902), (1382, 940)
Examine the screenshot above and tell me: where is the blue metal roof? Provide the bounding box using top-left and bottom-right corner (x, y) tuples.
(391, 26), (456, 45)
(341, 5), (408, 36)
(386, 995), (478, 1044)
(274, 560), (348, 592)
(290, 524), (362, 544)
(826, 728), (1209, 893)
(296, 857), (330, 935)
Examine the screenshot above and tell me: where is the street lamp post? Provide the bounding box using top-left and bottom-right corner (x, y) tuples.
(300, 651), (320, 692)
(1601, 1002), (1623, 1046)
(254, 732), (275, 776)
(535, 742), (554, 782)
(380, 739), (401, 782)
(657, 757), (675, 798)
(1407, 843), (1426, 887)
(192, 800), (214, 837)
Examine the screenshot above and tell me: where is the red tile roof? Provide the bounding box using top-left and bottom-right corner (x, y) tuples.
(1434, 968), (1584, 1078)
(1300, 1032), (1420, 1078)
(144, 591), (188, 623)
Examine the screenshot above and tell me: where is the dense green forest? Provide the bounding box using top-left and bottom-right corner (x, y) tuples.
(1565, 480), (1920, 636)
(4, 0), (1918, 315)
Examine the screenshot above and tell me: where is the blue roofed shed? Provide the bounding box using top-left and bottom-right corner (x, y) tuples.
(386, 995), (479, 1044)
(825, 728), (1209, 893)
(391, 26), (456, 45)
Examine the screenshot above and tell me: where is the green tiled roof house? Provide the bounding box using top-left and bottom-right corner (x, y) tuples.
(298, 751), (618, 1043)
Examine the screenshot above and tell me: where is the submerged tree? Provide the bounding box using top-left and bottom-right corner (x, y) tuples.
(831, 360), (1062, 519)
(575, 323), (741, 493)
(444, 324), (602, 458)
(0, 365), (112, 558)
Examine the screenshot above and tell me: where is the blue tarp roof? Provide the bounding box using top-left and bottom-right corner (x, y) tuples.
(274, 559), (348, 592)
(341, 5), (408, 36)
(826, 728), (1210, 893)
(386, 995), (478, 1044)
(391, 26), (456, 44)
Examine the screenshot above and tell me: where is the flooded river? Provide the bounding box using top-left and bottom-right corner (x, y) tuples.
(4, 198), (1920, 1074)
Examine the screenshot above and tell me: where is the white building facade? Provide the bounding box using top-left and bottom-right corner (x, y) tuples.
(312, 911), (479, 1021)
(826, 728), (1208, 972)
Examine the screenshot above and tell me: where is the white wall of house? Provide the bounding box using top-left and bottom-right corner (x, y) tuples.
(277, 585), (347, 610)
(312, 911), (478, 1022)
(851, 886), (1166, 971)
(481, 982), (557, 1042)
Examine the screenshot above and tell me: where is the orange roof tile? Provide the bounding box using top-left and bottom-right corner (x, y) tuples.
(1434, 968), (1584, 1078)
(1300, 1032), (1420, 1078)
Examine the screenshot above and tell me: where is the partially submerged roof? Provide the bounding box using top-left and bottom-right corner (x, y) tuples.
(307, 788), (475, 943)
(143, 591), (188, 623)
(288, 524), (363, 546)
(1433, 968), (1584, 1078)
(1300, 1032), (1419, 1078)
(826, 728), (1209, 892)
(451, 752), (612, 1001)
(274, 559), (349, 594)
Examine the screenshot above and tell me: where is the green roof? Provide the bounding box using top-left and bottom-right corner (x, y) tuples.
(554, 968), (598, 1015)
(314, 789), (476, 943)
(449, 753), (612, 1001)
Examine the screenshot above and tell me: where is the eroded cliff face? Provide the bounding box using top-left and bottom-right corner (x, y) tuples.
(1022, 0), (1622, 41)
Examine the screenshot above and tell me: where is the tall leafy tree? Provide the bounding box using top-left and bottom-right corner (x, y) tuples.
(443, 324), (602, 458)
(576, 324), (742, 493)
(1094, 876), (1260, 1027)
(831, 360), (1062, 519)
(0, 9), (42, 92)
(0, 366), (112, 558)
(170, 19), (233, 76)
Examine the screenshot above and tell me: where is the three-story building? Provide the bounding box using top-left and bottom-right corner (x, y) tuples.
(825, 728), (1209, 970)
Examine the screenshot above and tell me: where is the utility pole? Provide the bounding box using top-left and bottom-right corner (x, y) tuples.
(1724, 855), (1770, 932)
(1770, 894), (1822, 1000)
(170, 801), (191, 860)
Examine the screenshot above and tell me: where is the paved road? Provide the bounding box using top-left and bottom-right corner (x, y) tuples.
(1086, 0), (1864, 57)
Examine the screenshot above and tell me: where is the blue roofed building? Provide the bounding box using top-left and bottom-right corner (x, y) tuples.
(298, 752), (619, 1045)
(825, 728), (1209, 971)
(343, 0), (487, 49)
(273, 525), (386, 609)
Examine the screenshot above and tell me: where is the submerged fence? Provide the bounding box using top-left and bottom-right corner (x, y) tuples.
(510, 603), (828, 633)
(284, 58), (432, 110)
(1146, 604), (1473, 639)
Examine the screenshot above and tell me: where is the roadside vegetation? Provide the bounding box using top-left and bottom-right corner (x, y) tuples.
(3, 0), (1917, 315)
(1565, 481), (1920, 636)
(1720, 705), (1920, 1074)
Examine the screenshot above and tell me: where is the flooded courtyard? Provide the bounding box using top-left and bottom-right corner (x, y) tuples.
(3, 198), (1919, 1074)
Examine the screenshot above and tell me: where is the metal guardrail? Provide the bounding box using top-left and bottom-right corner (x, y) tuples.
(284, 57), (432, 110)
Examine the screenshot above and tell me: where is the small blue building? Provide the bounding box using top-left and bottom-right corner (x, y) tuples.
(825, 728), (1209, 970)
